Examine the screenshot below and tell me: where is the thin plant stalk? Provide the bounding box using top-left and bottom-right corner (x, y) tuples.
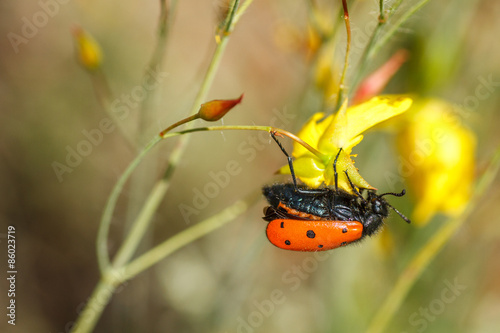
(367, 146), (500, 333)
(137, 0), (178, 140)
(107, 0), (253, 271)
(154, 0), (245, 188)
(335, 0), (351, 111)
(350, 0), (388, 92)
(120, 190), (260, 281)
(73, 189), (256, 333)
(97, 136), (161, 273)
(161, 125), (325, 159)
(367, 0), (432, 61)
(351, 0), (431, 94)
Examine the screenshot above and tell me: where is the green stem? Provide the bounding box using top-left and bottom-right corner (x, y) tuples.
(109, 0), (248, 272)
(335, 0), (351, 111)
(368, 0), (432, 60)
(73, 187), (258, 333)
(71, 271), (121, 333)
(350, 0), (389, 94)
(102, 0), (246, 271)
(219, 0), (241, 35)
(160, 125), (326, 159)
(153, 0), (240, 190)
(351, 0), (430, 95)
(233, 0), (254, 26)
(97, 136), (161, 273)
(379, 0), (385, 22)
(159, 114), (200, 137)
(367, 146), (500, 333)
(387, 0), (404, 19)
(121, 191), (259, 281)
(111, 178), (170, 268)
(137, 0), (178, 141)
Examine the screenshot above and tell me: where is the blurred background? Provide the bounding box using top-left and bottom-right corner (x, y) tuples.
(1, 0), (500, 332)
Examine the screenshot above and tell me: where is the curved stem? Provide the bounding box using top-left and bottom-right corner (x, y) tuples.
(97, 136), (161, 273)
(104, 0), (251, 277)
(161, 125), (326, 159)
(121, 191), (259, 281)
(367, 146), (500, 333)
(159, 114), (199, 137)
(74, 186), (259, 333)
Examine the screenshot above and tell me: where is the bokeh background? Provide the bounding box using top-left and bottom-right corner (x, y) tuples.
(1, 0), (500, 332)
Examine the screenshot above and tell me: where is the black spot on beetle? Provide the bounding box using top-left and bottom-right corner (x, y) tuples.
(342, 227), (348, 233)
(306, 230), (316, 238)
(285, 240), (291, 245)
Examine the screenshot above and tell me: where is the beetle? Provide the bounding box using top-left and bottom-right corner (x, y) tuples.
(262, 132), (410, 251)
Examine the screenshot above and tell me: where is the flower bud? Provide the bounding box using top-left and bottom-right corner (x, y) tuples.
(72, 26), (102, 71)
(198, 94), (243, 121)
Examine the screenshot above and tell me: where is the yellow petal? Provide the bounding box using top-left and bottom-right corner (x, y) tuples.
(320, 96), (412, 153)
(318, 99), (348, 153)
(322, 150), (374, 191)
(345, 95), (412, 141)
(293, 112), (326, 158)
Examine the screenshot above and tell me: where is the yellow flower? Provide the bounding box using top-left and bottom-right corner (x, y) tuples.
(396, 99), (476, 225)
(72, 27), (102, 71)
(280, 95), (413, 193)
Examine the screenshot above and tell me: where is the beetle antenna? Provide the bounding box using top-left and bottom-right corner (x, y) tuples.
(378, 189), (410, 223)
(386, 202), (411, 224)
(379, 189), (406, 197)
